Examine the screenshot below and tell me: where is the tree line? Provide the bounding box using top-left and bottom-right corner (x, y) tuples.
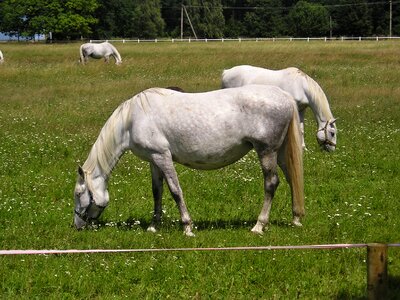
(0, 0), (398, 40)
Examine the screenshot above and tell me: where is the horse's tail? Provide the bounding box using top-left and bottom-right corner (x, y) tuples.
(79, 44), (85, 64)
(284, 100), (305, 221)
(221, 69), (229, 88)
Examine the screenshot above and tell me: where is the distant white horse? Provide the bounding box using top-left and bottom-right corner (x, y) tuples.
(0, 50), (4, 63)
(222, 65), (337, 151)
(79, 42), (122, 65)
(74, 86), (304, 236)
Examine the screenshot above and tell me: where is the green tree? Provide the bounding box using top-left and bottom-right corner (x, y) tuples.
(182, 0), (225, 38)
(368, 1), (389, 35)
(161, 0), (182, 37)
(331, 0), (372, 36)
(131, 0), (165, 38)
(287, 1), (330, 37)
(0, 0), (99, 40)
(393, 2), (400, 36)
(221, 0), (247, 37)
(0, 1), (28, 38)
(92, 0), (136, 39)
(242, 0), (286, 37)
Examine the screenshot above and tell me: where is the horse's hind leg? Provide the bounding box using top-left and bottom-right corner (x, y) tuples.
(251, 151), (279, 234)
(151, 152), (194, 237)
(299, 109), (306, 150)
(147, 163), (164, 233)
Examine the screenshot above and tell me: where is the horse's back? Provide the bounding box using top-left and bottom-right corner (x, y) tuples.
(135, 86), (294, 116)
(222, 65), (308, 105)
(223, 65), (302, 86)
(129, 86), (294, 169)
(131, 86), (295, 142)
(81, 42), (113, 57)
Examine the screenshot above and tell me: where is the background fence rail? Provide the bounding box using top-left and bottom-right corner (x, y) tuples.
(88, 36), (400, 44)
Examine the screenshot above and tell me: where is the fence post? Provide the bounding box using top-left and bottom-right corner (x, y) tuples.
(367, 243), (388, 300)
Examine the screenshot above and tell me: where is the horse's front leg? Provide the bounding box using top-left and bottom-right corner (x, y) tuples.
(147, 163), (164, 233)
(251, 151), (279, 235)
(151, 152), (194, 237)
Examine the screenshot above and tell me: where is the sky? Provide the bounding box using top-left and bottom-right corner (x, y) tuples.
(0, 32), (45, 41)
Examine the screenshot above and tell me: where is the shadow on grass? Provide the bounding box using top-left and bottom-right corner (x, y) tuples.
(335, 275), (400, 300)
(194, 218), (294, 231)
(85, 217), (153, 231)
(84, 217), (295, 232)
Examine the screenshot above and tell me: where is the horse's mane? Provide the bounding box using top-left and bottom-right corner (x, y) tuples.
(302, 71), (333, 120)
(82, 99), (134, 176)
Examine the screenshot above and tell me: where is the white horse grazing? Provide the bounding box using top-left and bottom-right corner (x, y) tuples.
(74, 86), (304, 236)
(221, 65), (337, 151)
(0, 50), (4, 63)
(79, 42), (122, 65)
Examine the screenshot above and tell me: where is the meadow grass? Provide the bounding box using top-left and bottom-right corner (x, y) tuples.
(0, 41), (399, 298)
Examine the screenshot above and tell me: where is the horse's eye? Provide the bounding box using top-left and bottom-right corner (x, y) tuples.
(330, 132), (335, 138)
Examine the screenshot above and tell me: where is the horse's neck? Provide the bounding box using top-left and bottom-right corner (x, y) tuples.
(109, 45), (121, 62)
(113, 52), (121, 62)
(83, 103), (132, 180)
(304, 77), (333, 126)
(83, 145), (125, 184)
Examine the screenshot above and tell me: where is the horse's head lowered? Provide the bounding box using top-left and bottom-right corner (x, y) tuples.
(74, 166), (109, 229)
(316, 119), (337, 152)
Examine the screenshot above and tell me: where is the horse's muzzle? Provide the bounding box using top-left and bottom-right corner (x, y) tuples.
(322, 144), (335, 153)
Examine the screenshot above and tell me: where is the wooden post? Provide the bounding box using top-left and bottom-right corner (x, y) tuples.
(367, 243), (388, 300)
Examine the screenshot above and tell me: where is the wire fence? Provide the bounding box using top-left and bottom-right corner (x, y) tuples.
(2, 243), (398, 297)
(1, 243), (399, 256)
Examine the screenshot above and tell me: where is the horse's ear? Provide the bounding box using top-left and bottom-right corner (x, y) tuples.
(78, 166), (85, 179)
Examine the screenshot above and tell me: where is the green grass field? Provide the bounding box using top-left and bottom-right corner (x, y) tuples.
(0, 41), (399, 298)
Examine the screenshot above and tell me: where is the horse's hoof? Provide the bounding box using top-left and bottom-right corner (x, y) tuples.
(251, 226), (264, 235)
(251, 229), (264, 235)
(184, 231), (196, 237)
(292, 218), (303, 227)
(147, 226), (157, 233)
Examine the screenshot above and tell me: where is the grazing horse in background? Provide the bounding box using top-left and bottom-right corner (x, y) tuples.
(79, 42), (122, 65)
(74, 86), (304, 236)
(221, 65), (337, 151)
(0, 50), (4, 63)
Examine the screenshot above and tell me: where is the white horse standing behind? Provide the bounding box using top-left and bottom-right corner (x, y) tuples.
(0, 50), (4, 63)
(74, 86), (304, 236)
(79, 42), (122, 65)
(222, 65), (337, 151)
